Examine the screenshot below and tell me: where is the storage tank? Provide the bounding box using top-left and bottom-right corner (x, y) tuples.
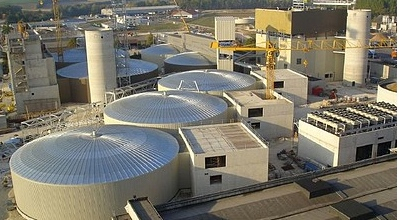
(57, 59), (158, 103)
(377, 79), (397, 105)
(158, 69), (257, 96)
(164, 52), (216, 74)
(141, 44), (179, 71)
(52, 47), (87, 63)
(104, 90), (229, 134)
(343, 9), (371, 86)
(10, 125), (179, 220)
(85, 29), (117, 103)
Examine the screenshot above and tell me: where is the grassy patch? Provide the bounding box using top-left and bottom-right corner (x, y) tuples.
(136, 22), (185, 33)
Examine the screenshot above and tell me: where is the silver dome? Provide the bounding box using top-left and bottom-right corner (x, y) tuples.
(165, 52), (214, 66)
(104, 90), (228, 124)
(52, 47), (87, 63)
(53, 48), (131, 63)
(57, 60), (157, 79)
(158, 69), (256, 91)
(141, 44), (179, 55)
(10, 125), (179, 185)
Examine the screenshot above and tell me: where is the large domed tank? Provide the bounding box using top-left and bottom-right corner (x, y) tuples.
(158, 69), (257, 96)
(377, 79), (397, 105)
(10, 125), (179, 220)
(103, 90), (229, 134)
(140, 44), (179, 71)
(57, 59), (158, 103)
(164, 52), (216, 74)
(53, 47), (87, 63)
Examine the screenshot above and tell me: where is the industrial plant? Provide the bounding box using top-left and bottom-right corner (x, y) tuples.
(0, 0), (396, 219)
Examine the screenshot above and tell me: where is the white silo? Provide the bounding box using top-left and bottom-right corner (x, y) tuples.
(343, 9), (371, 86)
(85, 29), (117, 103)
(158, 69), (257, 96)
(10, 125), (179, 220)
(103, 90), (229, 134)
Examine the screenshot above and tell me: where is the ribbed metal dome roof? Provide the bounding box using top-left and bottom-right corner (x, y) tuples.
(57, 60), (157, 79)
(10, 125), (179, 185)
(158, 69), (256, 91)
(53, 48), (131, 63)
(165, 52), (214, 66)
(52, 47), (87, 63)
(141, 44), (179, 55)
(104, 90), (228, 124)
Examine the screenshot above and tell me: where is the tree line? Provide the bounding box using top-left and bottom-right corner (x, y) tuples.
(0, 0), (396, 24)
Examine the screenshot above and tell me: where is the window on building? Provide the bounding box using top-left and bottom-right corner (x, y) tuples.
(248, 108), (263, 117)
(284, 64), (288, 69)
(355, 144), (372, 161)
(210, 175), (222, 184)
(377, 141), (391, 156)
(251, 122), (260, 129)
(205, 156), (226, 169)
(274, 81), (284, 88)
(296, 58), (302, 65)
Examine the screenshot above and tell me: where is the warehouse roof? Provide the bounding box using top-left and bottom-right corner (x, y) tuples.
(159, 159), (397, 219)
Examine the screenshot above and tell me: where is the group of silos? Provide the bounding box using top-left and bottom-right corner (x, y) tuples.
(56, 30), (217, 104)
(10, 28), (259, 220)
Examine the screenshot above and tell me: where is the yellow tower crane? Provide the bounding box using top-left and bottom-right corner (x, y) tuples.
(211, 38), (396, 99)
(172, 0), (190, 32)
(53, 0), (63, 62)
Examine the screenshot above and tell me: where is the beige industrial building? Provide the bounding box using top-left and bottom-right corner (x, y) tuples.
(251, 68), (308, 106)
(223, 90), (294, 140)
(179, 122), (269, 196)
(5, 29), (61, 114)
(254, 9), (347, 82)
(298, 102), (397, 167)
(167, 33), (216, 61)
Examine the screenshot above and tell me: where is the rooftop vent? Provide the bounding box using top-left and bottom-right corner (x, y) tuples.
(330, 200), (375, 220)
(294, 178), (334, 199)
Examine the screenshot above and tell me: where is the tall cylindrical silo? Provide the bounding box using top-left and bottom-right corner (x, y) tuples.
(85, 29), (117, 103)
(343, 9), (371, 86)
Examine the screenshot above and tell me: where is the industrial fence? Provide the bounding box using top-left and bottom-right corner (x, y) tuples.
(156, 153), (397, 211)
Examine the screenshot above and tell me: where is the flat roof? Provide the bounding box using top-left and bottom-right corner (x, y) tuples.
(180, 123), (267, 154)
(252, 69), (308, 81)
(159, 160), (397, 219)
(303, 102), (397, 136)
(224, 89), (292, 107)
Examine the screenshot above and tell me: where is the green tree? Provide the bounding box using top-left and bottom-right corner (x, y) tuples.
(146, 33), (154, 46)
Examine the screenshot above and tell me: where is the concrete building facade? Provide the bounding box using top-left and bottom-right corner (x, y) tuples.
(223, 90), (294, 140)
(6, 30), (60, 114)
(298, 102), (397, 167)
(180, 123), (269, 196)
(254, 9), (347, 81)
(251, 68), (308, 106)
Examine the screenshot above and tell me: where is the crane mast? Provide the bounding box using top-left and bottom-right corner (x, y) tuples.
(53, 0), (63, 62)
(211, 38), (396, 99)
